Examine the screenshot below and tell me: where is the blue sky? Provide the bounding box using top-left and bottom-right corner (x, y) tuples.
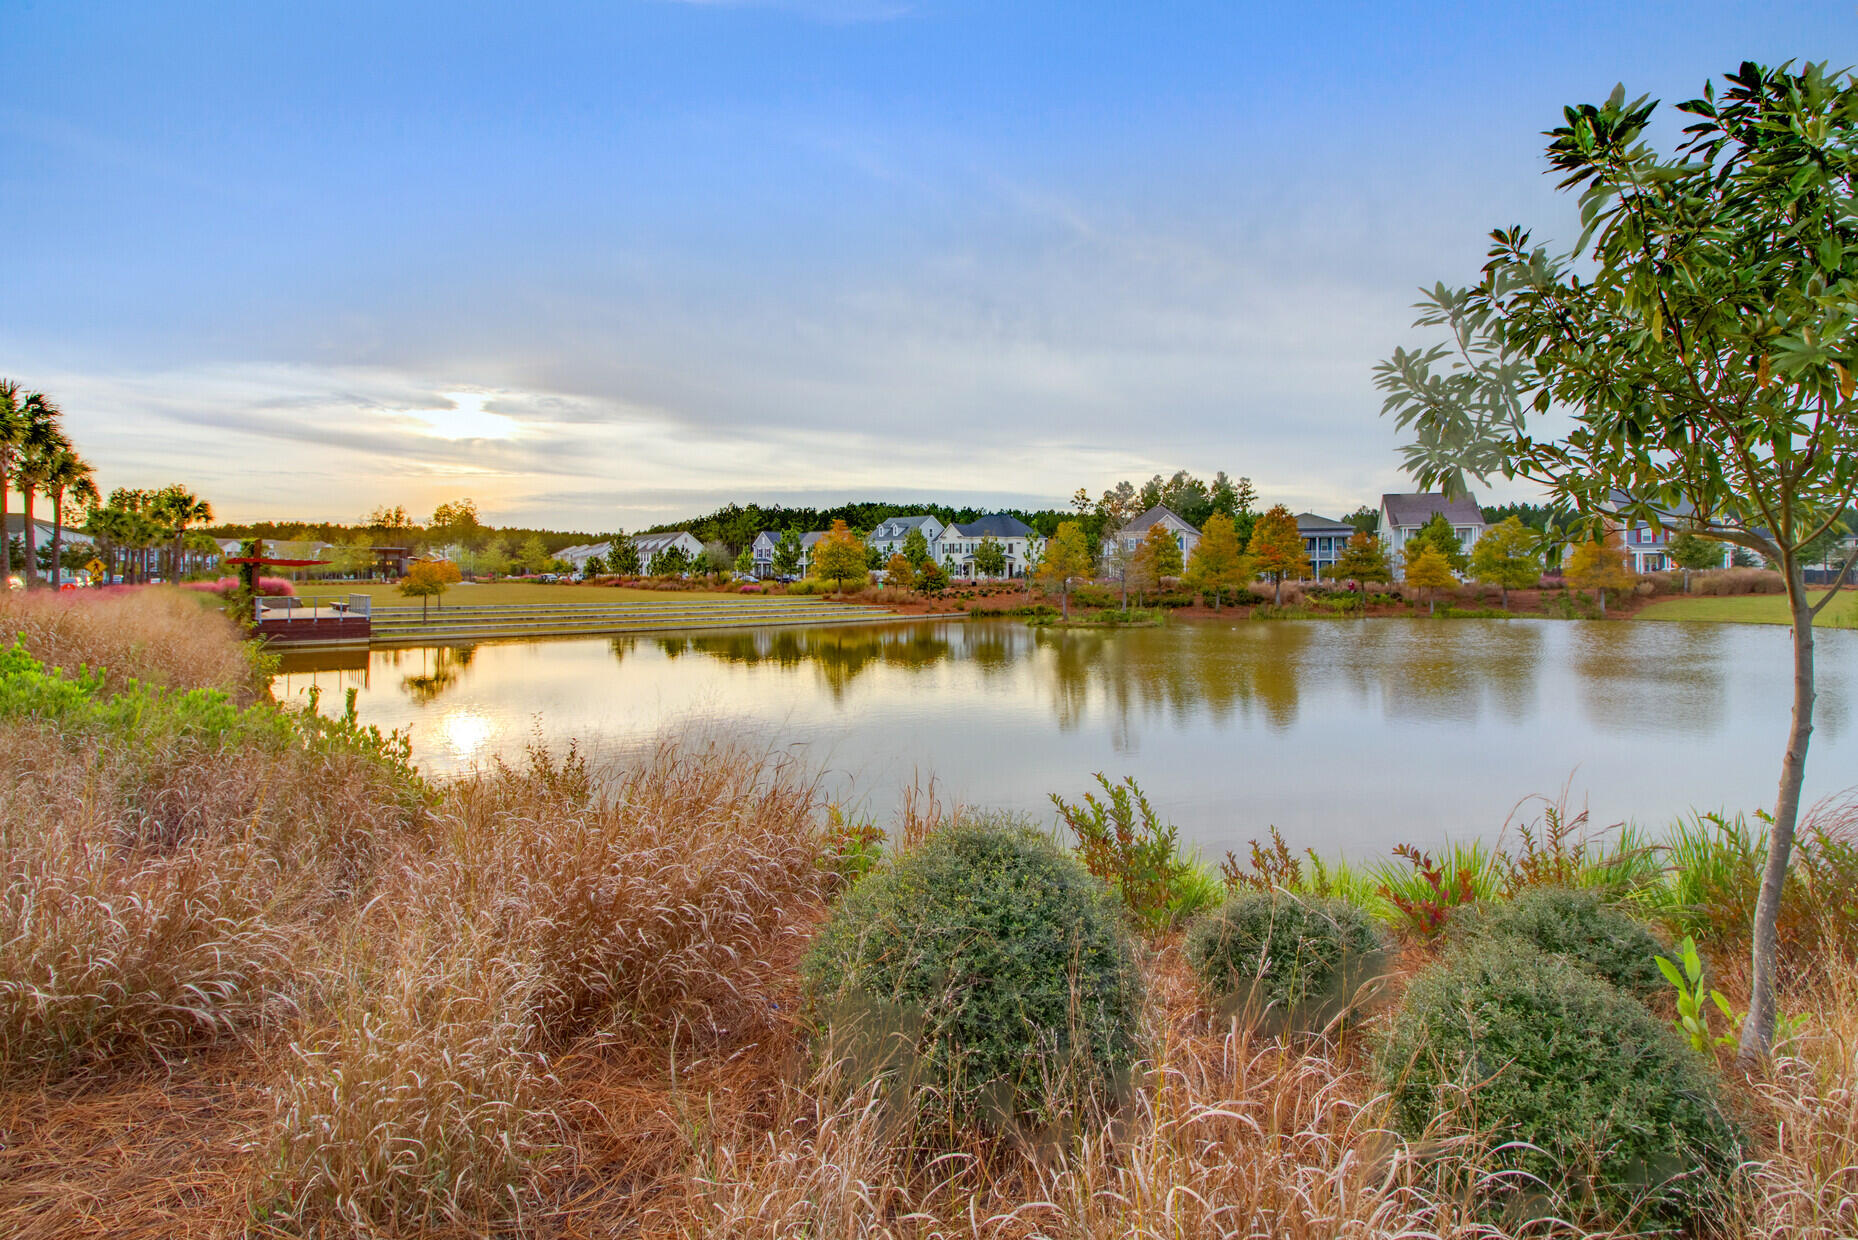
(4, 1), (1851, 528)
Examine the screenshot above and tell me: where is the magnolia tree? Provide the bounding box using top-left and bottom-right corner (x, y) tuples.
(1375, 61), (1858, 1057)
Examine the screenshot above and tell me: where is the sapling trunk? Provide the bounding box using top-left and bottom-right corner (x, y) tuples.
(1741, 560), (1817, 1060)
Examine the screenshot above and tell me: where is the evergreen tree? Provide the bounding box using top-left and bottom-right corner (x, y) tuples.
(609, 536), (641, 576)
(1407, 512), (1471, 574)
(901, 527), (931, 567)
(774, 528), (803, 577)
(973, 535), (1007, 578)
(1668, 530), (1723, 591)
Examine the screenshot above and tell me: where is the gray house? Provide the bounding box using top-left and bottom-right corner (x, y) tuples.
(1380, 492), (1486, 578)
(1115, 505), (1201, 561)
(868, 514), (946, 562)
(1295, 512), (1358, 579)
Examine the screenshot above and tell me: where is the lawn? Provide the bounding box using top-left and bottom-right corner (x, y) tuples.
(298, 580), (746, 607)
(1636, 588), (1858, 626)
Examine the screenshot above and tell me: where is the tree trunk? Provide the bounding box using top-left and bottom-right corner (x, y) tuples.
(20, 485), (39, 586)
(1741, 564), (1817, 1061)
(1597, 589), (1605, 617)
(1062, 582), (1070, 620)
(1500, 584), (1508, 610)
(49, 490), (63, 588)
(0, 454), (10, 579)
(1273, 575), (1282, 605)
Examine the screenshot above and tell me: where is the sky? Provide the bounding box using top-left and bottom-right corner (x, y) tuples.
(4, 1), (1854, 531)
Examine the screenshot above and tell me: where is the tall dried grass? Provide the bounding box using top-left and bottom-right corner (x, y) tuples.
(0, 586), (259, 696)
(265, 738), (832, 1234)
(1694, 567), (1787, 596)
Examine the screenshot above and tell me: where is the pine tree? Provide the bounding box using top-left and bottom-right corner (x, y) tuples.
(609, 536), (641, 576)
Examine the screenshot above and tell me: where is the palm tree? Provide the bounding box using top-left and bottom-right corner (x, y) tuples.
(12, 392), (64, 586)
(0, 380), (21, 580)
(153, 485), (213, 581)
(42, 444), (97, 588)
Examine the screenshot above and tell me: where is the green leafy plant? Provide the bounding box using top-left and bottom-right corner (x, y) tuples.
(1050, 774), (1214, 931)
(800, 817), (1143, 1136)
(1184, 891), (1384, 1032)
(1658, 935), (1738, 1053)
(1379, 939), (1743, 1229)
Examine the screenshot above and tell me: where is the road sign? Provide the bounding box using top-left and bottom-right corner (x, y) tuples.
(85, 558), (106, 580)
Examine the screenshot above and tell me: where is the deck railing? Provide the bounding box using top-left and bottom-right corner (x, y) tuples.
(255, 594), (372, 623)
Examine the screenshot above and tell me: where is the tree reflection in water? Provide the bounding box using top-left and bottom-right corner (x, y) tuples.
(397, 644), (477, 705)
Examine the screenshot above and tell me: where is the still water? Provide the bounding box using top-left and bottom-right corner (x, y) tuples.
(275, 618), (1858, 859)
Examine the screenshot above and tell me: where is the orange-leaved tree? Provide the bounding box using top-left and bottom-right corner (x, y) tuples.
(1246, 504), (1311, 604)
(399, 559), (462, 620)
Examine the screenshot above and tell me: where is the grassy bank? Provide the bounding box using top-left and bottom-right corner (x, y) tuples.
(300, 580), (744, 606)
(1637, 589), (1857, 626)
(1, 588), (1853, 1238)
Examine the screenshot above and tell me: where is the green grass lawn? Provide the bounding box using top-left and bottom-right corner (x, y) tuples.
(298, 580), (747, 607)
(1636, 589), (1858, 627)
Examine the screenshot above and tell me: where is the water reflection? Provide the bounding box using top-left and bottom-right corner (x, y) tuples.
(275, 618), (1858, 857)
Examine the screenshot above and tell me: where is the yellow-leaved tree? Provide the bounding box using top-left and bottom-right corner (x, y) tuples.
(1036, 520), (1094, 618)
(1563, 535), (1633, 616)
(811, 520), (867, 595)
(1183, 512), (1250, 609)
(399, 559), (462, 620)
(1403, 547), (1457, 616)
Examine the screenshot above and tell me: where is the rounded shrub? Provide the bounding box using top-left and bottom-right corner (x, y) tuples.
(800, 816), (1143, 1135)
(1452, 886), (1672, 1002)
(1184, 891), (1384, 1031)
(1378, 940), (1742, 1230)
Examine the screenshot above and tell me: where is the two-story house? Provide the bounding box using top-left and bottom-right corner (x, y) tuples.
(938, 514), (1043, 578)
(1114, 505), (1202, 564)
(632, 530), (706, 574)
(1379, 492), (1486, 579)
(867, 514), (946, 563)
(1604, 492), (1732, 574)
(1295, 513), (1358, 580)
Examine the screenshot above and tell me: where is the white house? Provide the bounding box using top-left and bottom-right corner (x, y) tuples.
(937, 514), (1043, 579)
(632, 530), (706, 574)
(867, 514), (946, 562)
(1115, 505), (1201, 563)
(1379, 492), (1486, 579)
(554, 541), (612, 573)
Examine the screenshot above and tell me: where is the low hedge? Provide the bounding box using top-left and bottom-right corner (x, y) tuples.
(1450, 886), (1674, 1002)
(1378, 940), (1741, 1230)
(1184, 892), (1384, 1031)
(801, 818), (1143, 1135)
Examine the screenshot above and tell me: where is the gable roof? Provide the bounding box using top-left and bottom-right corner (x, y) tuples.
(1120, 504), (1200, 536)
(870, 514), (941, 541)
(945, 513), (1036, 539)
(632, 531), (698, 554)
(1294, 512), (1357, 535)
(1381, 492), (1484, 529)
(799, 530), (829, 548)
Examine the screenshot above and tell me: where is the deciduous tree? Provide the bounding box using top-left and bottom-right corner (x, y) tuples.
(1128, 523), (1183, 606)
(1332, 529), (1392, 599)
(900, 527), (932, 567)
(1668, 531), (1722, 591)
(1036, 520), (1093, 617)
(1404, 547), (1457, 615)
(774, 528), (803, 577)
(399, 559), (462, 620)
(1182, 512), (1248, 609)
(1563, 536), (1632, 616)
(812, 519), (866, 594)
(1245, 504), (1310, 604)
(1469, 516), (1544, 609)
(884, 552), (916, 589)
(1374, 62), (1858, 1053)
(973, 535), (1007, 578)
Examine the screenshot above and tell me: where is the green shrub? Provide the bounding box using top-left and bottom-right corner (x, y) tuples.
(800, 817), (1143, 1136)
(1184, 892), (1384, 1030)
(1069, 585), (1116, 609)
(1050, 775), (1217, 931)
(1452, 886), (1673, 1002)
(1378, 941), (1741, 1230)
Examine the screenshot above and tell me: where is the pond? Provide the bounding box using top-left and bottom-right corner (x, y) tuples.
(274, 617), (1858, 860)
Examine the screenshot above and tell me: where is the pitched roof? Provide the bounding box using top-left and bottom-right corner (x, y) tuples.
(800, 530), (828, 548)
(870, 514), (940, 540)
(1119, 504), (1200, 536)
(945, 513), (1036, 539)
(1294, 512), (1357, 535)
(1380, 492), (1484, 529)
(632, 531), (697, 553)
